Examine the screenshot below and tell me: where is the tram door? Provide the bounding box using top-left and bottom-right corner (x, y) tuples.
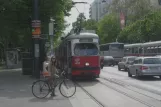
(67, 41), (72, 73)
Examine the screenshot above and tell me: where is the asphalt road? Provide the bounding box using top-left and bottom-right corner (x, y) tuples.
(1, 67), (161, 107)
(77, 66), (161, 107)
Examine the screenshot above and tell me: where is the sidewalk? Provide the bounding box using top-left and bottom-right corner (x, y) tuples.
(0, 68), (73, 107)
(0, 68), (100, 107)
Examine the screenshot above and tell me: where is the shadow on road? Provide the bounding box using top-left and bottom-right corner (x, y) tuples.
(131, 76), (161, 81)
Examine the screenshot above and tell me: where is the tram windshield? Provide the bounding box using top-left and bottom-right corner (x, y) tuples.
(74, 43), (98, 56)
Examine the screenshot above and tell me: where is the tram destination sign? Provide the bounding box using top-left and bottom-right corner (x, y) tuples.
(79, 38), (93, 42)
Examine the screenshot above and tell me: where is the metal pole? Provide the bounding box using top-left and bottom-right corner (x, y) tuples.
(50, 30), (54, 56)
(49, 18), (54, 56)
(32, 0), (40, 79)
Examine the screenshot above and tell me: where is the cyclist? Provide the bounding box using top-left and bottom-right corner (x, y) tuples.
(48, 56), (58, 96)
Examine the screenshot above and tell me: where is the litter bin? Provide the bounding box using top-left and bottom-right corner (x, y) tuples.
(22, 52), (33, 75)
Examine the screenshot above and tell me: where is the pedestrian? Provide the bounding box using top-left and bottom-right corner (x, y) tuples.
(48, 56), (58, 96)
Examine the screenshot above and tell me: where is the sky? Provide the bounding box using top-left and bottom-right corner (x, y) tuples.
(64, 0), (94, 34)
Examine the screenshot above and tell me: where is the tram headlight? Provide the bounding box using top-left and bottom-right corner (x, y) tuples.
(85, 62), (89, 66)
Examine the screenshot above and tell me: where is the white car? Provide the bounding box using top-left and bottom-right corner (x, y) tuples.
(128, 57), (161, 78)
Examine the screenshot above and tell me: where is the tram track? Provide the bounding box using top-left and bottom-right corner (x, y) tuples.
(75, 77), (161, 107)
(98, 79), (156, 107)
(102, 67), (161, 97)
(101, 76), (161, 97)
(75, 82), (105, 107)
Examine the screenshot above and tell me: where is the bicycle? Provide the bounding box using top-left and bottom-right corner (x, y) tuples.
(32, 69), (76, 99)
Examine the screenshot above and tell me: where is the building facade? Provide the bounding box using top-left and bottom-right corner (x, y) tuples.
(90, 0), (161, 21)
(89, 0), (112, 21)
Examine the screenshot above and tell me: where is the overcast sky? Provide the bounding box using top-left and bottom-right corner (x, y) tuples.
(64, 0), (94, 34)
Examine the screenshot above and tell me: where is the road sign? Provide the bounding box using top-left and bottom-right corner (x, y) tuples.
(32, 20), (41, 27)
(32, 27), (41, 35)
(32, 20), (41, 37)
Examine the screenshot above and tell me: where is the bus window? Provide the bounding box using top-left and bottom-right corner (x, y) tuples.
(110, 44), (124, 50)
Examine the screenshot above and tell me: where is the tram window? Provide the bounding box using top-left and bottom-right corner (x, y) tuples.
(135, 47), (138, 53)
(144, 48), (147, 53)
(158, 47), (161, 53)
(132, 48), (134, 53)
(74, 43), (98, 56)
(139, 48), (142, 54)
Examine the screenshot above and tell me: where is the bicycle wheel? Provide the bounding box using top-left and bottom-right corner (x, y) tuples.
(59, 79), (76, 98)
(32, 80), (50, 98)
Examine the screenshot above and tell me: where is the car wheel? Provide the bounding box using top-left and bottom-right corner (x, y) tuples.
(136, 71), (140, 78)
(128, 69), (132, 77)
(118, 65), (121, 71)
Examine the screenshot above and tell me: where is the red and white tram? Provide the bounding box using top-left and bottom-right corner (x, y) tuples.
(55, 32), (100, 78)
(124, 41), (161, 56)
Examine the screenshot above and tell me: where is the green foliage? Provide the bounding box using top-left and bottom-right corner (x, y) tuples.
(0, 0), (72, 49)
(118, 11), (161, 43)
(97, 13), (120, 44)
(109, 0), (152, 25)
(83, 19), (98, 33)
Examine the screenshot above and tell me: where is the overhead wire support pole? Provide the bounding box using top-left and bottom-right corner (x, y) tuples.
(32, 0), (41, 79)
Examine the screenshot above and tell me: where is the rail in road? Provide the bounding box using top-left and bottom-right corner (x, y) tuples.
(98, 78), (161, 107)
(102, 66), (161, 96)
(101, 76), (161, 97)
(76, 78), (161, 107)
(75, 82), (104, 107)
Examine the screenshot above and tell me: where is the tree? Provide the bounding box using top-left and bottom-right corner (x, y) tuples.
(83, 19), (98, 33)
(72, 13), (86, 33)
(0, 0), (73, 49)
(97, 13), (120, 44)
(118, 11), (161, 43)
(109, 0), (153, 25)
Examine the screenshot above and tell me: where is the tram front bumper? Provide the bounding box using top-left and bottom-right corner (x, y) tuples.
(71, 67), (100, 76)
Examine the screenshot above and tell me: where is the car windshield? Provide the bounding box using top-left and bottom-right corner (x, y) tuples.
(74, 43), (98, 56)
(128, 58), (135, 62)
(143, 58), (161, 64)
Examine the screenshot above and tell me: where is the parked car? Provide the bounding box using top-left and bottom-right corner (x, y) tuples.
(118, 56), (137, 71)
(128, 57), (161, 78)
(103, 56), (115, 67)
